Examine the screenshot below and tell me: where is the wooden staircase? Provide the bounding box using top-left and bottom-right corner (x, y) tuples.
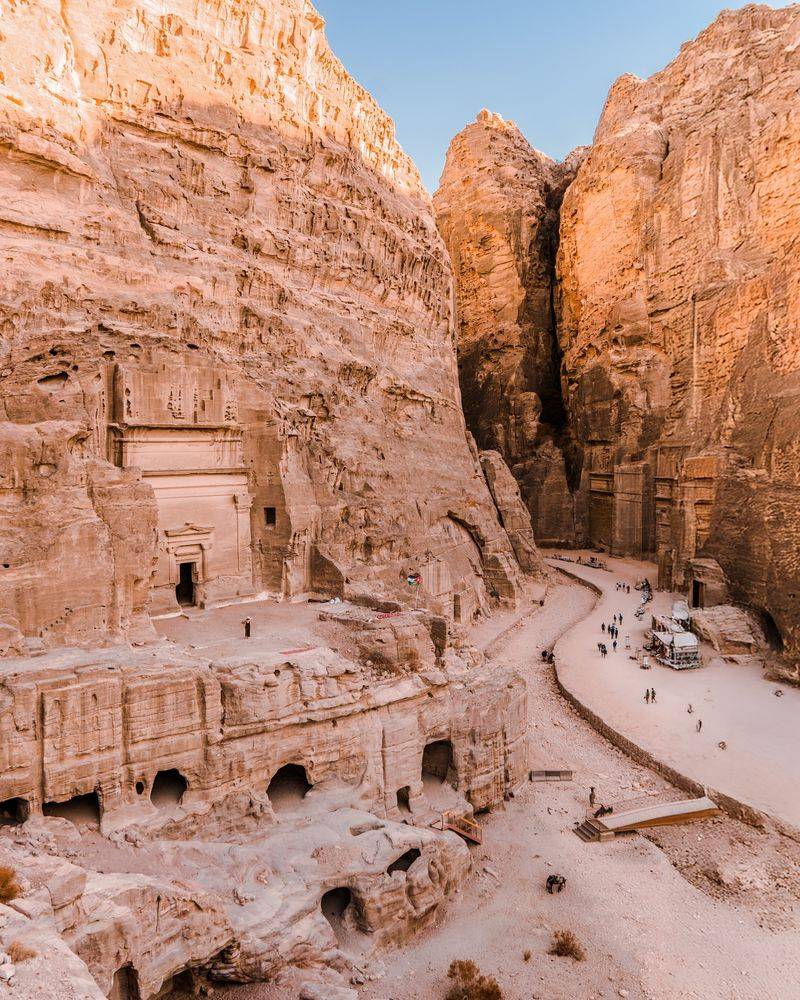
(441, 810), (483, 844)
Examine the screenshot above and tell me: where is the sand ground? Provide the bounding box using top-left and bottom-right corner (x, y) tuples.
(548, 553), (800, 832)
(217, 575), (800, 1000)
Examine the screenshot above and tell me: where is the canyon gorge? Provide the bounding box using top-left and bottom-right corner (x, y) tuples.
(0, 1), (798, 998)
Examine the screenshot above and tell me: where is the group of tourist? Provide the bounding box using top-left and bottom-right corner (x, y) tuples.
(597, 611), (625, 656)
(615, 581), (631, 594)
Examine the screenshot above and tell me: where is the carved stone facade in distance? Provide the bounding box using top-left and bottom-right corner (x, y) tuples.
(438, 7), (800, 667)
(557, 4), (800, 663)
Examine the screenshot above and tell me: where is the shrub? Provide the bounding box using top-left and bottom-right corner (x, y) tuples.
(446, 959), (503, 1000)
(0, 867), (20, 904)
(549, 929), (585, 961)
(523, 950), (531, 962)
(7, 941), (37, 963)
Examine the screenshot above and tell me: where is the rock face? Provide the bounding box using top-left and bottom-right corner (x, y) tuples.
(0, 603), (525, 995)
(0, 0), (531, 651)
(438, 7), (800, 668)
(434, 111), (585, 545)
(557, 4), (800, 665)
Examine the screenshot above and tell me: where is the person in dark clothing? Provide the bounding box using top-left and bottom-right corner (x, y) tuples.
(612, 639), (617, 652)
(619, 613), (623, 624)
(589, 786), (596, 808)
(242, 617), (252, 638)
(650, 688), (656, 703)
(697, 719), (703, 732)
(645, 689), (650, 704)
(602, 623), (606, 633)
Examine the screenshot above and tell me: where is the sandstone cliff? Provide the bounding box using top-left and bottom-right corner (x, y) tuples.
(438, 6), (800, 668)
(0, 0), (529, 651)
(557, 3), (800, 666)
(435, 111), (585, 545)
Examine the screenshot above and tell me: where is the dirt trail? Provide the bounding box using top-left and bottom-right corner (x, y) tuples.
(357, 579), (800, 1000)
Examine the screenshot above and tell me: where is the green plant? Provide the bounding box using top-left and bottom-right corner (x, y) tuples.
(446, 959), (503, 1000)
(549, 929), (585, 961)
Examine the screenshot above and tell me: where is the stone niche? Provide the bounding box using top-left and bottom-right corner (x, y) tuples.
(109, 363), (256, 615)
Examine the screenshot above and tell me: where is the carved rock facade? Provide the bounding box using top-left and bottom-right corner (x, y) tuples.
(438, 7), (800, 667)
(0, 0), (531, 653)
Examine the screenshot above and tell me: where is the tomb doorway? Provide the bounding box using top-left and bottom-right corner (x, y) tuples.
(176, 562), (196, 607)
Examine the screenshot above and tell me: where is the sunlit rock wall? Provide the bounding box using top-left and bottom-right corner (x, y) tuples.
(0, 0), (526, 650)
(435, 111), (585, 545)
(557, 4), (800, 662)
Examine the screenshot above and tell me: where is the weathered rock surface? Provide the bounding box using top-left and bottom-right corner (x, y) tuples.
(434, 111), (585, 545)
(0, 0), (531, 651)
(438, 7), (800, 669)
(0, 600), (525, 995)
(557, 4), (800, 665)
(691, 605), (766, 656)
(479, 450), (543, 575)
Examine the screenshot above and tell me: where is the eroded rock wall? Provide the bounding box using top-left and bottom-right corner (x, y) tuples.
(434, 111), (585, 545)
(0, 606), (524, 994)
(0, 0), (527, 650)
(437, 7), (800, 666)
(557, 4), (800, 663)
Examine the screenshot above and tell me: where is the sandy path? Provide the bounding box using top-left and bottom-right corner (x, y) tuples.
(356, 580), (800, 1000)
(548, 554), (800, 833)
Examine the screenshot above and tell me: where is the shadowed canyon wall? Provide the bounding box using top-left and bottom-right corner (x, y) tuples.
(438, 5), (800, 666)
(0, 0), (529, 653)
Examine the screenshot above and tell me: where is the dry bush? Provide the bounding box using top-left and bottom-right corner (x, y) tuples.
(0, 866), (20, 904)
(522, 950), (531, 962)
(7, 941), (37, 963)
(446, 959), (503, 1000)
(549, 929), (586, 961)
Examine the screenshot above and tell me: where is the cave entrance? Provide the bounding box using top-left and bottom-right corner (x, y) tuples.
(175, 562), (196, 607)
(396, 785), (411, 816)
(422, 740), (455, 785)
(760, 610), (784, 652)
(321, 887), (353, 943)
(150, 769), (188, 808)
(43, 791), (101, 828)
(267, 764), (312, 814)
(108, 964), (141, 1000)
(691, 579), (704, 609)
(153, 968), (195, 999)
(0, 798), (29, 827)
(387, 848), (421, 875)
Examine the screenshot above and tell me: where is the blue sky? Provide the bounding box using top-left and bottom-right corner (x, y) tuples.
(314, 0), (793, 192)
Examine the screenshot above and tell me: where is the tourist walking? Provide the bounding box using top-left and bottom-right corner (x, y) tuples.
(650, 688), (656, 703)
(242, 617), (252, 638)
(645, 689), (650, 704)
(696, 719), (703, 732)
(602, 623), (606, 633)
(619, 613), (623, 624)
(687, 704), (693, 714)
(612, 639), (617, 652)
(589, 786), (596, 808)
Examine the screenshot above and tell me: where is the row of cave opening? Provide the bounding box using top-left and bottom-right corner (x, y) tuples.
(0, 740), (457, 829)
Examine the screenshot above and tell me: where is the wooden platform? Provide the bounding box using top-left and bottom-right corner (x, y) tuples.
(575, 796), (720, 842)
(530, 769), (574, 782)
